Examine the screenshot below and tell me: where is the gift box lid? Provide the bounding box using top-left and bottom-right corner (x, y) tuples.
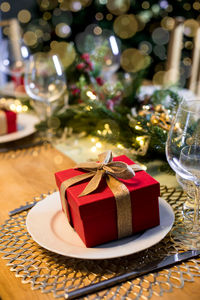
(55, 155), (160, 221)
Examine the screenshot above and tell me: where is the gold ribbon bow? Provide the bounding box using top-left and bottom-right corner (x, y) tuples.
(0, 100), (11, 111)
(0, 110), (7, 135)
(60, 150), (144, 239)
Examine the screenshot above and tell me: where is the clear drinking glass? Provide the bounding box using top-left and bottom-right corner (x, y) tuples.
(24, 52), (66, 140)
(0, 38), (29, 75)
(91, 34), (120, 81)
(0, 38), (29, 93)
(176, 173), (195, 219)
(166, 99), (200, 249)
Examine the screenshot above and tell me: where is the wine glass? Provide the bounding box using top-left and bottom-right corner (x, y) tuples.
(24, 52), (66, 140)
(166, 99), (200, 249)
(0, 38), (29, 93)
(176, 173), (195, 220)
(91, 34), (120, 81)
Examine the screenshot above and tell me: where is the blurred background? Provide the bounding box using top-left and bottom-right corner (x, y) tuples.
(0, 0), (199, 88)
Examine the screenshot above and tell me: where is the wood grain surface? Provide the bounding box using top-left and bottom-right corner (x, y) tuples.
(0, 146), (200, 300)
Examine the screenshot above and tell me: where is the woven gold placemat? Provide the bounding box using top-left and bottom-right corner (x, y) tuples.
(0, 186), (200, 299)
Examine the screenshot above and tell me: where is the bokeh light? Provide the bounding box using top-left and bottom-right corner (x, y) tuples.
(161, 16), (175, 31)
(137, 10), (153, 24)
(106, 0), (130, 15)
(95, 12), (103, 21)
(93, 26), (102, 35)
(35, 29), (43, 39)
(152, 71), (166, 85)
(153, 45), (166, 60)
(185, 41), (193, 50)
(60, 0), (92, 12)
(50, 41), (76, 68)
(23, 31), (38, 47)
(183, 3), (191, 11)
(142, 1), (150, 9)
(53, 8), (62, 16)
(184, 19), (199, 37)
(106, 13), (113, 21)
(151, 4), (160, 14)
(139, 41), (152, 55)
(2, 26), (9, 36)
(152, 27), (169, 45)
(38, 0), (58, 11)
(55, 23), (71, 38)
(17, 9), (31, 23)
(183, 57), (192, 66)
(120, 48), (151, 72)
(43, 32), (51, 41)
(43, 11), (52, 21)
(0, 1), (10, 12)
(114, 14), (138, 39)
(193, 2), (200, 10)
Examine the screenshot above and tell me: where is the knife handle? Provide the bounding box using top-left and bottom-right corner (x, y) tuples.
(65, 250), (200, 299)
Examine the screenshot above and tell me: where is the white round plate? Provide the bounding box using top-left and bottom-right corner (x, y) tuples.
(0, 113), (38, 143)
(26, 192), (174, 260)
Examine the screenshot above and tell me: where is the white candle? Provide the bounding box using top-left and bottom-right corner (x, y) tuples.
(166, 18), (184, 85)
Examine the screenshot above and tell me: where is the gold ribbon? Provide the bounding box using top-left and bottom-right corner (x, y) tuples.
(60, 151), (144, 239)
(0, 102), (10, 111)
(0, 110), (7, 135)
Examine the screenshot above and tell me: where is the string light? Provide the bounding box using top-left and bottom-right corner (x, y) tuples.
(136, 136), (145, 146)
(91, 137), (97, 142)
(96, 142), (102, 148)
(135, 125), (143, 130)
(91, 146), (97, 152)
(86, 91), (96, 100)
(85, 105), (93, 111)
(117, 143), (124, 149)
(0, 98), (28, 113)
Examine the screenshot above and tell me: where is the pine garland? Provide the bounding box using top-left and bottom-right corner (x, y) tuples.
(35, 52), (181, 159)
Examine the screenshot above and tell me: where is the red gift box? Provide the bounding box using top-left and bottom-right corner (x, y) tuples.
(0, 110), (17, 135)
(55, 155), (160, 247)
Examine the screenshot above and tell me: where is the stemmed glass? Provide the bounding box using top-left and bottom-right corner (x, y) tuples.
(176, 173), (195, 220)
(166, 99), (200, 249)
(0, 38), (29, 92)
(91, 34), (120, 81)
(24, 52), (66, 140)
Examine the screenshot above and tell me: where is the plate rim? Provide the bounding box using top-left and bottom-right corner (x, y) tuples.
(26, 192), (174, 260)
(0, 113), (38, 143)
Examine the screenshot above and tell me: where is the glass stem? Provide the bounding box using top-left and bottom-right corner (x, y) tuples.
(46, 101), (52, 142)
(193, 182), (200, 230)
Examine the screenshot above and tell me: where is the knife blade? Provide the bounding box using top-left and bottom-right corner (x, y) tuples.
(65, 250), (200, 299)
(9, 202), (38, 216)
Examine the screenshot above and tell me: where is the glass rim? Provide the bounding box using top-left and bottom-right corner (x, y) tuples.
(180, 99), (200, 113)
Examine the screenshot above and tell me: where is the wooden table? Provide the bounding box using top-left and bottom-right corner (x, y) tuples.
(0, 145), (200, 300)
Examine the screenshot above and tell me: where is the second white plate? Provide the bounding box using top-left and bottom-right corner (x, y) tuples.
(0, 113), (38, 143)
(26, 192), (174, 260)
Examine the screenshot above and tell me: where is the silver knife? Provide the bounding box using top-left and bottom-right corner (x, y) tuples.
(9, 202), (38, 216)
(65, 250), (200, 299)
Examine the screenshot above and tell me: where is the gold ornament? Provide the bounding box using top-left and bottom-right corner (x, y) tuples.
(150, 115), (159, 125)
(155, 104), (164, 112)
